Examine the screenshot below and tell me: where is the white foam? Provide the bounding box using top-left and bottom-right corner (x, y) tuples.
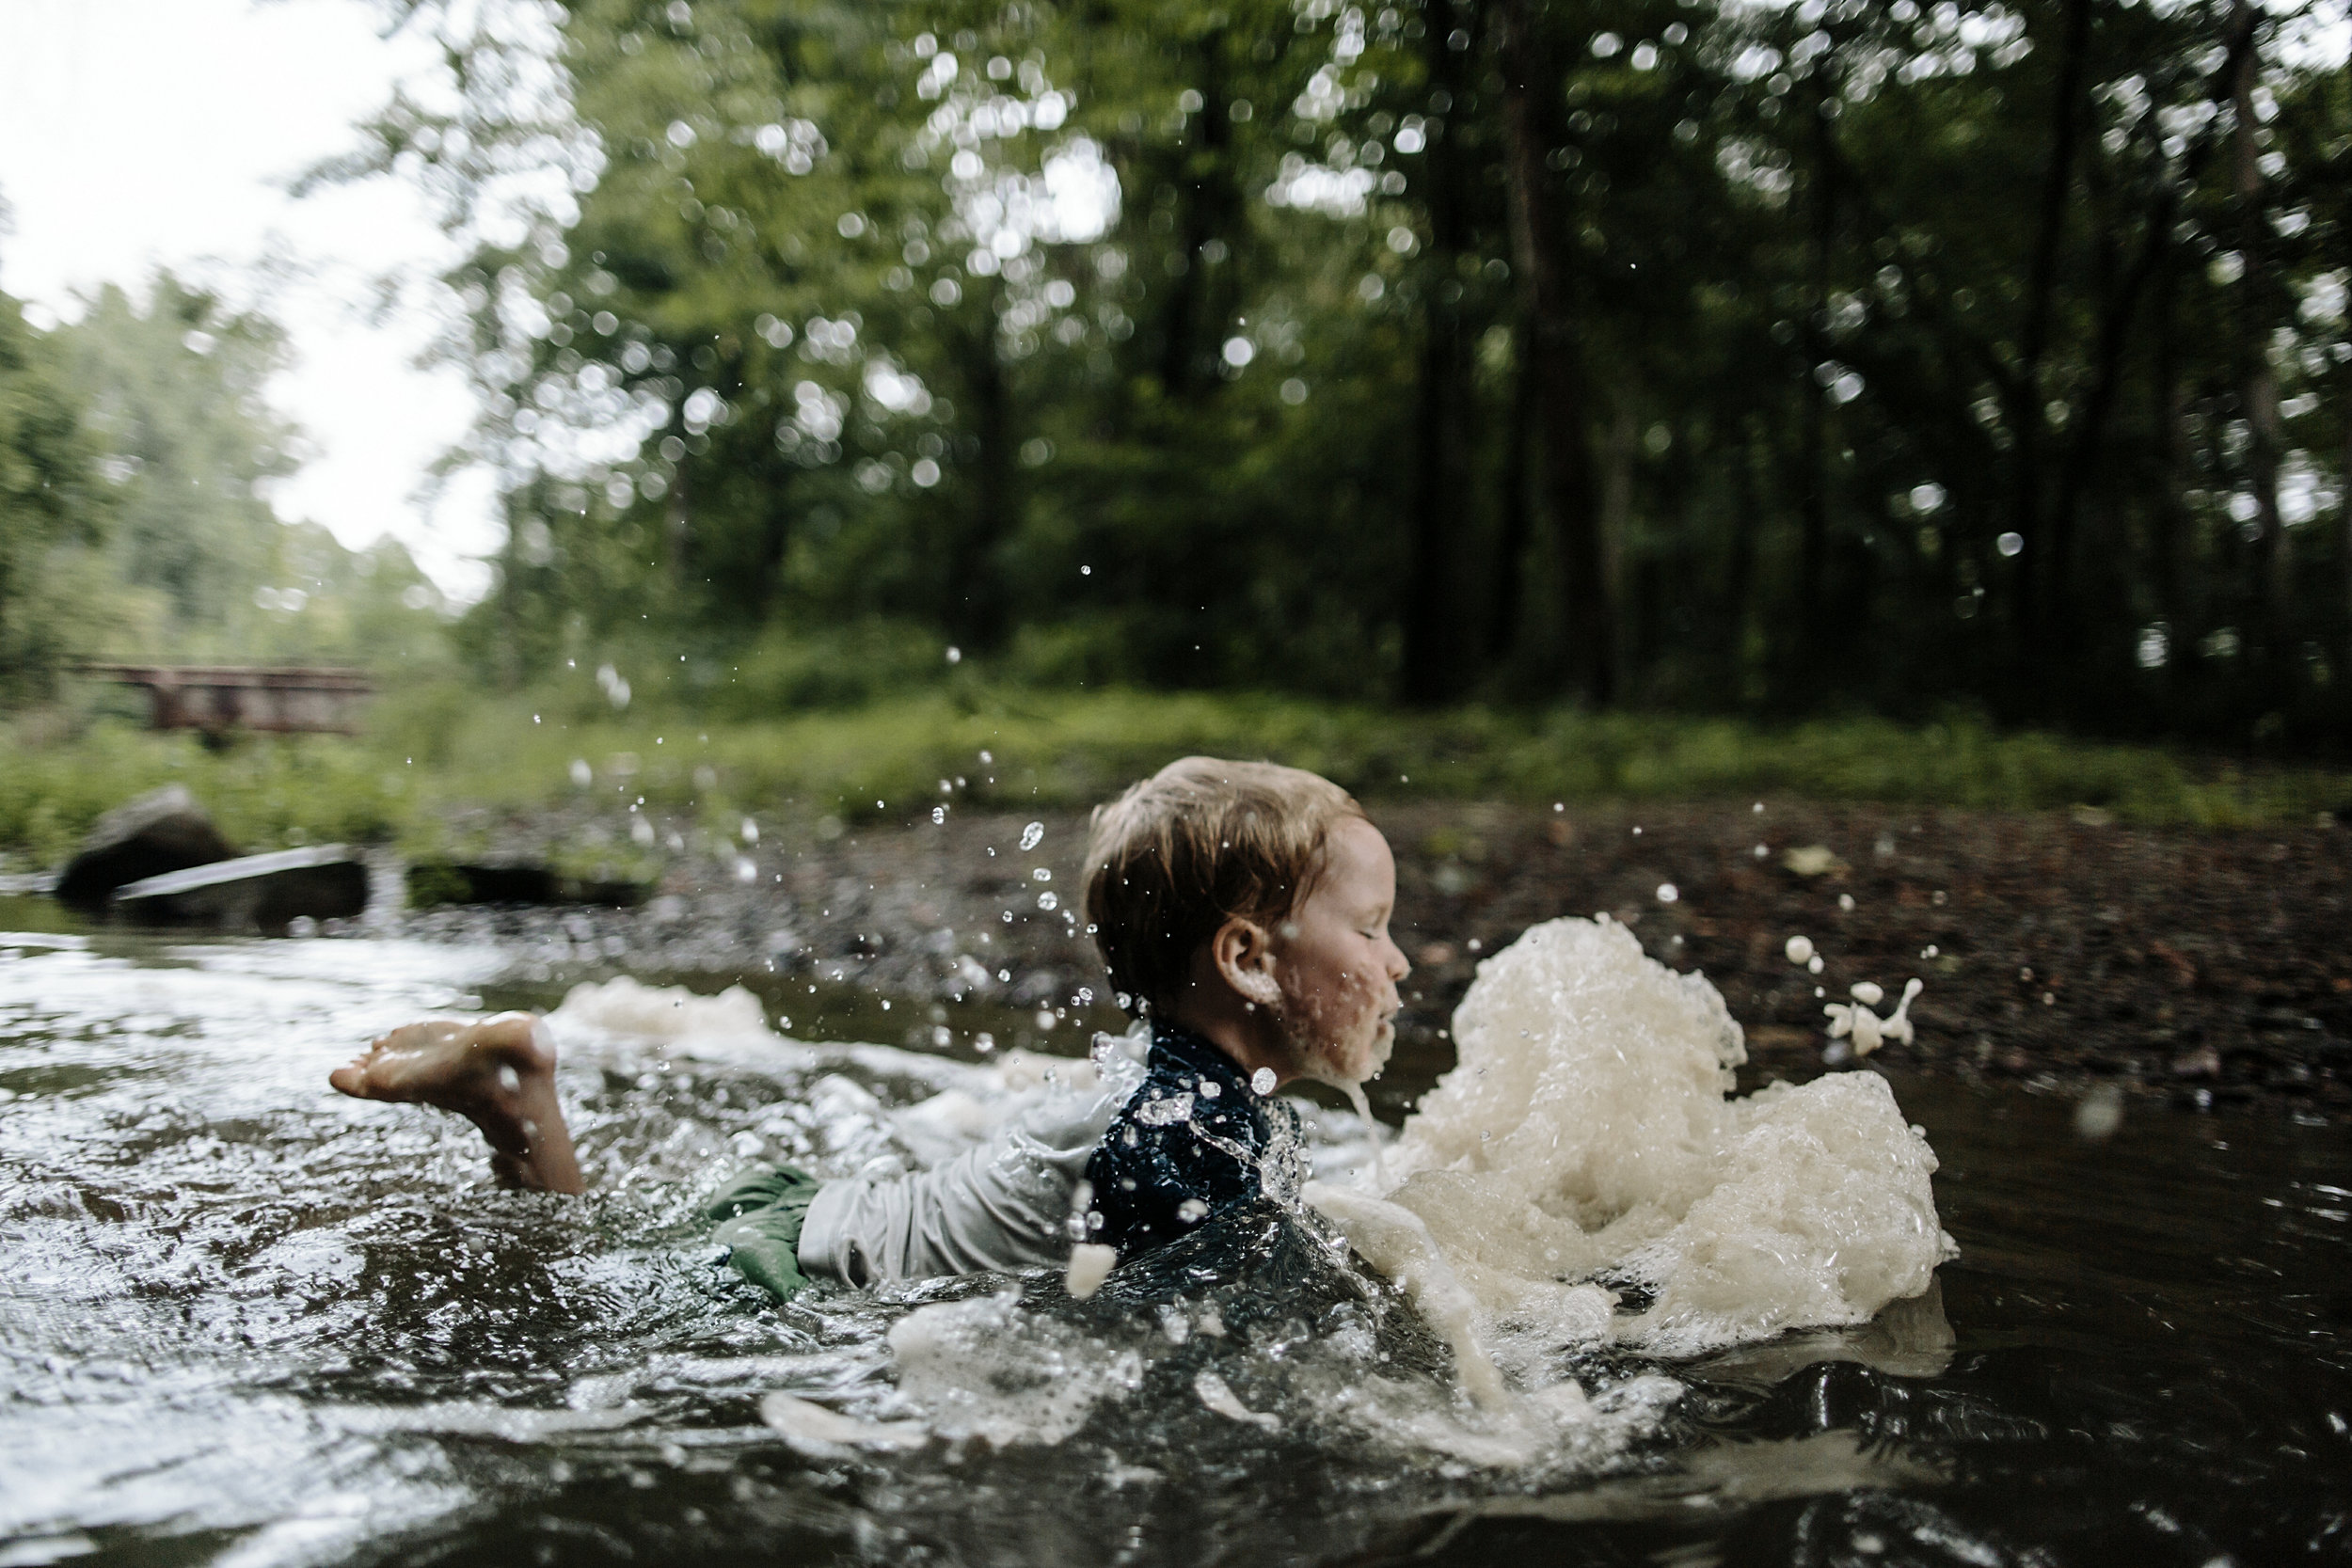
(1302, 1182), (1519, 1413)
(887, 1289), (1143, 1446)
(1064, 1243), (1117, 1300)
(1193, 1370), (1279, 1431)
(758, 1392), (930, 1459)
(1381, 916), (1953, 1356)
(550, 974), (771, 1041)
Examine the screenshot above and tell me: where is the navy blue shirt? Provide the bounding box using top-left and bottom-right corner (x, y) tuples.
(1081, 1021), (1304, 1260)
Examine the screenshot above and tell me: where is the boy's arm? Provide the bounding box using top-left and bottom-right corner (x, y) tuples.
(796, 1089), (1116, 1286)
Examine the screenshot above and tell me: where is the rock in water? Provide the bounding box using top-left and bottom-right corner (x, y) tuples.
(403, 860), (651, 909)
(110, 846), (369, 931)
(54, 785), (238, 909)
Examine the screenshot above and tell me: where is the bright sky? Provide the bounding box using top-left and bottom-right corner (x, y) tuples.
(0, 0), (496, 599)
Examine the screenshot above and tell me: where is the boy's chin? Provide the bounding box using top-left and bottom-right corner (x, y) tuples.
(1302, 1023), (1394, 1088)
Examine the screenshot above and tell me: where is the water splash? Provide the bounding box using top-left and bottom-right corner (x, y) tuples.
(1383, 917), (1953, 1358)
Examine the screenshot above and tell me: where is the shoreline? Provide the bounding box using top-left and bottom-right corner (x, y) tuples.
(371, 796), (2349, 1122)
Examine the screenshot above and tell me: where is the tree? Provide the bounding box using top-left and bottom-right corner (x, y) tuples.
(329, 0), (2349, 744)
(0, 281), (107, 702)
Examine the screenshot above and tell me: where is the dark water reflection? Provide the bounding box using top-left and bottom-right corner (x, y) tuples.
(1, 904), (2345, 1567)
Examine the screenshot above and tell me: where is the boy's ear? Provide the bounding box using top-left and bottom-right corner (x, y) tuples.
(1211, 916), (1282, 1008)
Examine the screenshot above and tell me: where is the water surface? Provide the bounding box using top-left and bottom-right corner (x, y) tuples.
(2, 911), (2345, 1565)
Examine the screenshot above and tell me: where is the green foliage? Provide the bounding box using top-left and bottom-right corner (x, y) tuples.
(56, 278), (299, 648)
(8, 686), (2336, 879)
(0, 269), (460, 703)
(0, 719), (405, 869)
(0, 290), (108, 702)
(341, 0), (2349, 747)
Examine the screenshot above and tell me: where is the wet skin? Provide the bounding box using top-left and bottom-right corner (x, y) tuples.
(330, 1013), (584, 1194)
(1178, 816), (1413, 1091)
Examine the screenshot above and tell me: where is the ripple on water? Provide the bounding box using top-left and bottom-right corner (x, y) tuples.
(0, 926), (2345, 1567)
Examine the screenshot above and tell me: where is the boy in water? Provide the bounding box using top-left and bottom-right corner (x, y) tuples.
(331, 758), (1410, 1294)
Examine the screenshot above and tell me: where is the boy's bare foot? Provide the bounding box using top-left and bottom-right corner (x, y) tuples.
(331, 1012), (585, 1195)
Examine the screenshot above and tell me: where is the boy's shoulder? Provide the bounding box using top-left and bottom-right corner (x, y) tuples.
(1081, 1022), (1295, 1258)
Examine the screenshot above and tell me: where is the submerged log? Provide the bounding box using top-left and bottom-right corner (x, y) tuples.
(111, 846), (370, 931)
(54, 785), (239, 910)
(404, 861), (651, 910)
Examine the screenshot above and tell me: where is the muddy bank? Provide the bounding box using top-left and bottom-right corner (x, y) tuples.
(389, 798), (2351, 1120)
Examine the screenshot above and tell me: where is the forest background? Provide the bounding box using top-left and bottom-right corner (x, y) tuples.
(2, 0), (2348, 862)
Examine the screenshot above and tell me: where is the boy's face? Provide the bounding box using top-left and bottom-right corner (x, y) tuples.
(1272, 816), (1411, 1086)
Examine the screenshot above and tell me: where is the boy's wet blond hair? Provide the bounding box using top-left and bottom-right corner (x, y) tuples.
(1083, 756), (1365, 1018)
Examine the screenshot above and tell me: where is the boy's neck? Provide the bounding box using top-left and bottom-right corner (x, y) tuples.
(1164, 997), (1295, 1089)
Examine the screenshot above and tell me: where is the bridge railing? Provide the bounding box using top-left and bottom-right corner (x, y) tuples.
(78, 665), (375, 736)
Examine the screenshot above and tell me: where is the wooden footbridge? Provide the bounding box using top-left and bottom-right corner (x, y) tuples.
(79, 665), (374, 736)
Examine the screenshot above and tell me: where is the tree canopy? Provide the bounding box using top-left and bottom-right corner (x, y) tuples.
(0, 264), (454, 695)
(321, 0), (2352, 743)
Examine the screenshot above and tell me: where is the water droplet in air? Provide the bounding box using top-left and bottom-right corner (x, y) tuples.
(1251, 1067), (1276, 1095)
(569, 759), (592, 787)
(1838, 894), (1856, 911)
(740, 818), (758, 844)
(1177, 1198), (1209, 1223)
(1198, 1077), (1221, 1099)
(1807, 954), (1825, 974)
(2074, 1085), (2124, 1141)
(1786, 935), (1814, 963)
(1020, 821), (1044, 850)
(1656, 883), (1678, 904)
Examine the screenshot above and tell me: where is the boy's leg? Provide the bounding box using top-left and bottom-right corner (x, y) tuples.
(329, 1013), (585, 1195)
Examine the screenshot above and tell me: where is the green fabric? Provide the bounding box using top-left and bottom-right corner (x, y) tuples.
(707, 1164), (824, 1304)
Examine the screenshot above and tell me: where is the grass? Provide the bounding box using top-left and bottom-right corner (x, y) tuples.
(3, 681), (2347, 869)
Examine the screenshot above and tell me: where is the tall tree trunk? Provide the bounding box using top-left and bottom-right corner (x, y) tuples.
(1495, 0), (1613, 705)
(1793, 86), (1837, 695)
(754, 453), (792, 617)
(2150, 254), (2191, 703)
(953, 298), (1015, 647)
(2342, 380), (2352, 692)
(1158, 31), (1235, 401)
(495, 493), (530, 690)
(1402, 0), (1475, 704)
(1720, 420), (1761, 703)
(2021, 0), (2096, 681)
(1600, 402), (1637, 687)
(2231, 4), (2288, 676)
(1486, 315), (1536, 665)
(664, 460), (691, 590)
(2048, 3), (2259, 687)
